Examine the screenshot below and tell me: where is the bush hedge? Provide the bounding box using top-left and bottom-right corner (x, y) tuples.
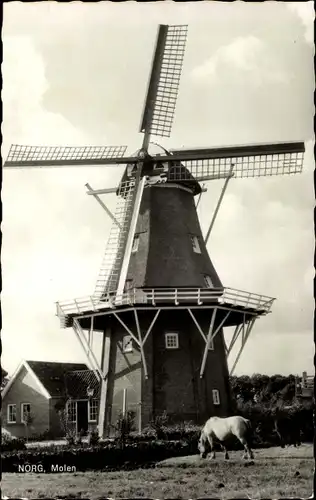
(1, 431), (26, 452)
(1, 439), (198, 473)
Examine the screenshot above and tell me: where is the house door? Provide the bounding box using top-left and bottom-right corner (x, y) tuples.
(77, 401), (88, 435)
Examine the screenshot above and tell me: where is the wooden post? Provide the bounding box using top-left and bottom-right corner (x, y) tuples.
(138, 402), (142, 434)
(98, 327), (111, 438)
(122, 388), (127, 418)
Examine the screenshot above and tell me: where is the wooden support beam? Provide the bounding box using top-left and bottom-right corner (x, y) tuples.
(98, 326), (111, 438)
(122, 388), (127, 417)
(113, 313), (140, 347)
(143, 310), (160, 345)
(204, 164), (235, 245)
(230, 318), (256, 375)
(200, 308), (217, 378)
(73, 319), (103, 381)
(187, 309), (207, 342)
(86, 187), (118, 195)
(208, 310), (231, 345)
(134, 310), (149, 380)
(227, 323), (243, 356)
(85, 183), (120, 227)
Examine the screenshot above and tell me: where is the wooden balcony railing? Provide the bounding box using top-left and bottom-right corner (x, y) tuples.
(56, 287), (275, 320)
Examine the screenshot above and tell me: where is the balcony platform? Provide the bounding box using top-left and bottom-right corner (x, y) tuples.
(56, 287), (275, 329)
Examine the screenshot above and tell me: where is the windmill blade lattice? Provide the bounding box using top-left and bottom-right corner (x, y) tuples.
(166, 142), (305, 181)
(140, 25), (188, 144)
(94, 180), (136, 299)
(4, 144), (128, 168)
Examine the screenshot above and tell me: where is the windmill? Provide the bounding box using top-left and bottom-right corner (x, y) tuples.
(4, 25), (305, 436)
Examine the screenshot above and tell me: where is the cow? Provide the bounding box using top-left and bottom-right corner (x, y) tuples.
(198, 415), (254, 460)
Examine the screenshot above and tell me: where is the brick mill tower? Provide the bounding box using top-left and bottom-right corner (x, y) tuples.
(5, 25), (305, 436)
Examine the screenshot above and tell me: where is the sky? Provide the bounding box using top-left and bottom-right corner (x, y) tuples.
(2, 1), (315, 377)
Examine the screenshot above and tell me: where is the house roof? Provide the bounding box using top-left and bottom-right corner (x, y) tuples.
(2, 360), (90, 399)
(27, 361), (89, 398)
(65, 370), (100, 399)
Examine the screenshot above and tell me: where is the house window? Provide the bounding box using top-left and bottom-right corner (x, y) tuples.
(88, 399), (98, 422)
(122, 335), (133, 353)
(191, 235), (201, 254)
(132, 234), (139, 253)
(212, 389), (220, 405)
(67, 401), (77, 423)
(21, 403), (31, 423)
(204, 274), (214, 288)
(7, 404), (16, 423)
(165, 332), (179, 349)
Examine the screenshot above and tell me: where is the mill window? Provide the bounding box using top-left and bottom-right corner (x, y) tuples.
(7, 404), (16, 423)
(122, 335), (133, 353)
(88, 399), (98, 422)
(125, 279), (133, 291)
(212, 389), (220, 405)
(204, 274), (214, 288)
(132, 235), (140, 253)
(165, 332), (179, 349)
(191, 235), (201, 254)
(21, 403), (31, 423)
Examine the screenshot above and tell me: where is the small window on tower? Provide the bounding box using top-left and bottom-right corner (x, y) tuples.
(204, 274), (213, 288)
(122, 335), (133, 353)
(191, 236), (201, 254)
(132, 235), (139, 253)
(165, 332), (179, 349)
(125, 279), (133, 291)
(212, 389), (220, 405)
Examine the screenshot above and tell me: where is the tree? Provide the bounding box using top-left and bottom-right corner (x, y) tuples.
(1, 367), (9, 389)
(230, 375), (254, 403)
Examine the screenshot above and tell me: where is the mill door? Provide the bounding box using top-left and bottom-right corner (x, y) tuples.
(76, 401), (88, 435)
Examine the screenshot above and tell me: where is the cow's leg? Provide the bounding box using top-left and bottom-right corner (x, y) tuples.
(223, 445), (229, 460)
(207, 435), (216, 459)
(239, 437), (254, 460)
(219, 443), (229, 459)
(220, 443), (229, 460)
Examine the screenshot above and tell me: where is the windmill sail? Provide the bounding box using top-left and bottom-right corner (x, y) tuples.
(4, 144), (129, 168)
(94, 180), (136, 298)
(140, 25), (188, 148)
(165, 142), (305, 181)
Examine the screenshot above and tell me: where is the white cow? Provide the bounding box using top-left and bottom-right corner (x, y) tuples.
(198, 415), (254, 460)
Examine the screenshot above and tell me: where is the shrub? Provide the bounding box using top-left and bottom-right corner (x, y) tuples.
(1, 430), (26, 452)
(58, 408), (78, 445)
(149, 411), (169, 439)
(114, 411), (135, 448)
(88, 430), (100, 446)
(1, 439), (193, 473)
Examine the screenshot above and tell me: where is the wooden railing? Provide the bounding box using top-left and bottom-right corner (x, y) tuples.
(56, 287), (275, 320)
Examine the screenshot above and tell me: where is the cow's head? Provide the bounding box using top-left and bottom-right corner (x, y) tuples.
(198, 431), (208, 458)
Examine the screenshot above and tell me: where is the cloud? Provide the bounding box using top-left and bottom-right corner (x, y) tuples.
(2, 35), (94, 156)
(191, 35), (287, 85)
(287, 2), (314, 44)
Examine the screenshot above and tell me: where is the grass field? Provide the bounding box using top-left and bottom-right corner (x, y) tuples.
(2, 444), (314, 499)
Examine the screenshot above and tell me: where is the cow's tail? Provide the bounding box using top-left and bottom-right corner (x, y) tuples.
(245, 418), (253, 444)
(245, 418), (252, 431)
